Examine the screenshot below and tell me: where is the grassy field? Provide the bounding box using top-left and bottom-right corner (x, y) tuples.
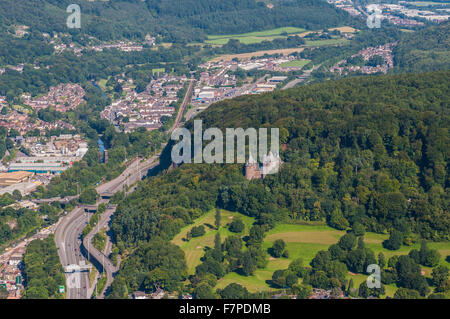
(206, 27), (306, 45)
(172, 209), (255, 274)
(329, 26), (358, 33)
(280, 59), (311, 68)
(92, 275), (107, 299)
(217, 223), (450, 297)
(305, 38), (349, 47)
(208, 38), (348, 62)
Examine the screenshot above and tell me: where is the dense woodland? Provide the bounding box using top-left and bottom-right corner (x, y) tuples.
(109, 71), (449, 297)
(393, 22), (450, 73)
(200, 70), (449, 240)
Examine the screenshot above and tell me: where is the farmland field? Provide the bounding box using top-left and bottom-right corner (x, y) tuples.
(209, 39), (349, 62)
(206, 27), (307, 45)
(329, 26), (358, 33)
(206, 36), (286, 45)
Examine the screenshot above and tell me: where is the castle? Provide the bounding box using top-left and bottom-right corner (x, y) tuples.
(245, 152), (282, 180)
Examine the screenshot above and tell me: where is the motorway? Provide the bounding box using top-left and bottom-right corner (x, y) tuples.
(53, 79), (194, 299)
(54, 155), (160, 299)
(96, 154), (159, 195)
(83, 206), (118, 299)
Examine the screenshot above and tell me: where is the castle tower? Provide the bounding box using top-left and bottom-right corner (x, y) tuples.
(262, 151), (282, 178)
(245, 154), (261, 180)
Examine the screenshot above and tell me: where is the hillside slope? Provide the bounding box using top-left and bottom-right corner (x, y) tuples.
(114, 70), (449, 248)
(109, 70), (449, 298)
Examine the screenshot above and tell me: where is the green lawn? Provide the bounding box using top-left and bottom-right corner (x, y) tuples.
(206, 36), (285, 45)
(305, 38), (349, 47)
(172, 209), (255, 274)
(280, 59), (311, 68)
(205, 27), (306, 45)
